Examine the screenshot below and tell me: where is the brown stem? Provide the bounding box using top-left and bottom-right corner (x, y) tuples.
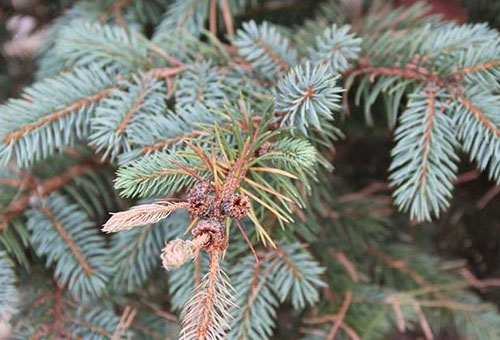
(141, 130), (210, 154)
(236, 219), (259, 262)
(391, 300), (406, 332)
(220, 0), (234, 36)
(111, 306), (137, 340)
(458, 94), (500, 138)
(237, 255), (277, 338)
(460, 268), (500, 289)
(209, 0), (218, 35)
(185, 141), (215, 173)
(1, 162), (103, 229)
(148, 45), (184, 67)
(339, 181), (389, 202)
(332, 251), (359, 282)
(326, 290), (352, 340)
(274, 245), (302, 278)
(194, 254), (202, 287)
(39, 206), (93, 276)
(255, 40), (289, 72)
(419, 87), (437, 192)
(367, 247), (428, 287)
(111, 0), (134, 12)
(147, 65), (186, 79)
(197, 249), (221, 340)
(167, 157), (206, 182)
(414, 303), (434, 340)
(3, 89), (115, 143)
(115, 84), (149, 134)
(111, 0), (134, 28)
(454, 170), (479, 184)
(0, 178), (26, 187)
(344, 62), (441, 84)
(303, 314), (361, 340)
(52, 282), (64, 334)
(459, 60), (500, 77)
(238, 260), (264, 338)
(219, 141), (250, 200)
(476, 185), (500, 209)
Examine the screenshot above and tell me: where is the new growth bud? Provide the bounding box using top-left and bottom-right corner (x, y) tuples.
(222, 194), (250, 219)
(161, 234), (210, 271)
(187, 181), (215, 218)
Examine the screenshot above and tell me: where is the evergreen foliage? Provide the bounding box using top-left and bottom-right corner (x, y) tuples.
(2, 1), (500, 340)
(275, 63), (342, 133)
(234, 20), (297, 78)
(270, 244), (326, 310)
(90, 75), (167, 160)
(389, 89), (459, 221)
(71, 305), (131, 340)
(54, 20), (149, 71)
(0, 251), (17, 321)
(109, 211), (186, 291)
(309, 24), (362, 72)
(176, 62), (225, 110)
(156, 0), (210, 37)
(25, 193), (112, 301)
(229, 253), (278, 340)
(0, 67), (117, 166)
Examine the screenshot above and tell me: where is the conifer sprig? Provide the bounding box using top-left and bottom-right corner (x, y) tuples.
(26, 193), (112, 301)
(0, 67), (117, 166)
(234, 20), (297, 77)
(4, 1), (500, 340)
(102, 103), (322, 338)
(275, 63), (343, 134)
(0, 251), (18, 321)
(179, 250), (237, 340)
(347, 19), (500, 221)
(309, 24), (362, 72)
(90, 75), (168, 161)
(389, 88), (459, 221)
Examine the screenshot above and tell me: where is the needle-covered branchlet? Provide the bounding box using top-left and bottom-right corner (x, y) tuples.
(179, 235), (237, 340)
(102, 142), (255, 340)
(165, 206), (236, 340)
(102, 202), (189, 233)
